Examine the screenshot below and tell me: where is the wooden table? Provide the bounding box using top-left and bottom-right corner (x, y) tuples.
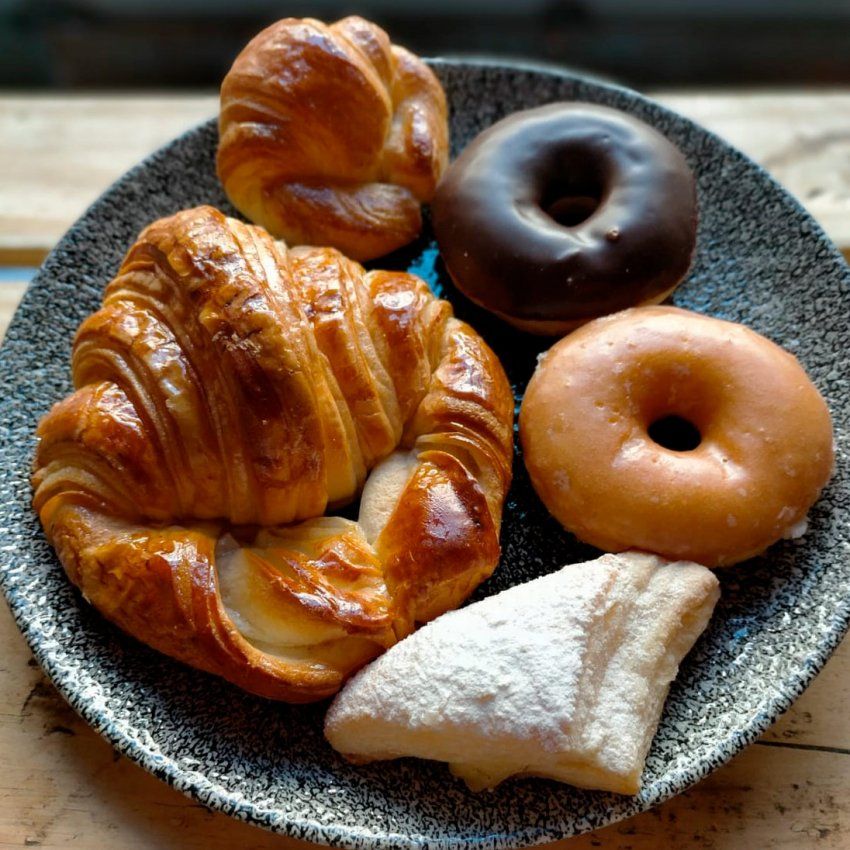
(1, 93), (849, 850)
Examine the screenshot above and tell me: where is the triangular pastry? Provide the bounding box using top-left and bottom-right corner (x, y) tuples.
(324, 552), (719, 793)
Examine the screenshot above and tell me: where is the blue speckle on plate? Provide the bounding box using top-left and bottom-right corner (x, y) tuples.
(405, 241), (444, 295)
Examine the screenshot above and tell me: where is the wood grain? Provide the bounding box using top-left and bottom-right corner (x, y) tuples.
(2, 92), (850, 263)
(0, 282), (28, 340)
(0, 95), (216, 264)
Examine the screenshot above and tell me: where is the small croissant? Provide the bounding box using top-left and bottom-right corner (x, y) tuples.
(217, 16), (449, 261)
(32, 206), (513, 702)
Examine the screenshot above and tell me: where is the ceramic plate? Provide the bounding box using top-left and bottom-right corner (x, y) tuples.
(1, 60), (848, 849)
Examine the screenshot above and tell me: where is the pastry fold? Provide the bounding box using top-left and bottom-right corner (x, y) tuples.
(325, 552), (719, 792)
(32, 205), (513, 702)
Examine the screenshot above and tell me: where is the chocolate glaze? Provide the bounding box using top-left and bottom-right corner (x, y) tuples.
(432, 103), (698, 330)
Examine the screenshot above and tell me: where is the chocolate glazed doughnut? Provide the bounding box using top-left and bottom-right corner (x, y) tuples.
(432, 103), (698, 335)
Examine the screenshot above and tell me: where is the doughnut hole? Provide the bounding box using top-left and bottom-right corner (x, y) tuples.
(539, 158), (605, 228)
(647, 415), (702, 452)
(544, 194), (601, 227)
(519, 306), (834, 567)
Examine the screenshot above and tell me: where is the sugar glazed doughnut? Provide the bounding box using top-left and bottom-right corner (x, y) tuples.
(519, 306), (834, 566)
(432, 103), (698, 335)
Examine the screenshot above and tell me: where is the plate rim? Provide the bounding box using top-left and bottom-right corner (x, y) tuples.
(2, 56), (849, 849)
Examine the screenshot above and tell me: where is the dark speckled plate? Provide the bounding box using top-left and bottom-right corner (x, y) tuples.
(1, 60), (848, 849)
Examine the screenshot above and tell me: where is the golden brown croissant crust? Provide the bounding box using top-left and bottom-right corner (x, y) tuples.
(217, 15), (449, 261)
(32, 206), (513, 702)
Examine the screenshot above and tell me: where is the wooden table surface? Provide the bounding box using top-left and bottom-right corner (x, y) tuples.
(1, 92), (849, 850)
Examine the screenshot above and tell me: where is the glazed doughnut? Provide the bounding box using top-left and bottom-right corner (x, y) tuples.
(519, 306), (834, 566)
(432, 103), (698, 335)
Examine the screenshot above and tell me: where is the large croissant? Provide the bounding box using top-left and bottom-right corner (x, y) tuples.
(217, 16), (449, 261)
(32, 206), (513, 702)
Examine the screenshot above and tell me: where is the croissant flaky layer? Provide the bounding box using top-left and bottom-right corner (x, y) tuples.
(217, 15), (449, 261)
(32, 206), (513, 701)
